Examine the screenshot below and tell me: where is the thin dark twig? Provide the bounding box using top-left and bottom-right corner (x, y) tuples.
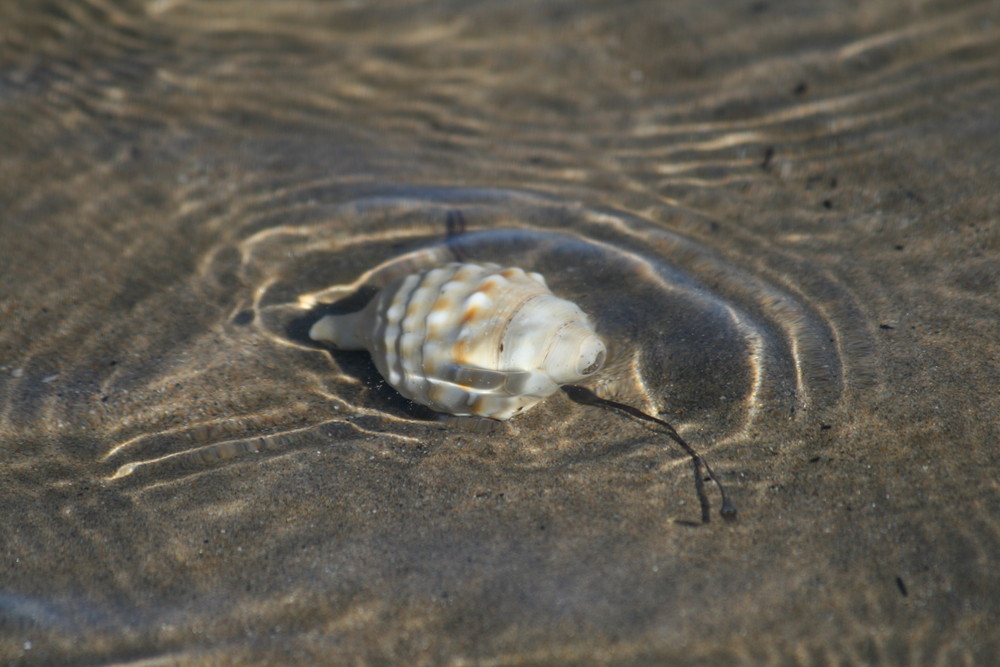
(562, 385), (737, 521)
(445, 209), (468, 262)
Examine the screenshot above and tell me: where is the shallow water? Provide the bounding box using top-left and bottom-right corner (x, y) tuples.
(2, 0), (998, 663)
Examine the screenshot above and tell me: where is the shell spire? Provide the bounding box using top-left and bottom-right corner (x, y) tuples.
(310, 262), (606, 419)
(308, 310), (367, 350)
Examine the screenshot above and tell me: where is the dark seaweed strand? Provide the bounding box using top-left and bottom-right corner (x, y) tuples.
(561, 385), (737, 522)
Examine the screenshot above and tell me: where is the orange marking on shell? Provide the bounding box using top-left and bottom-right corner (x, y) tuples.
(430, 296), (453, 316)
(454, 338), (469, 364)
(452, 265), (481, 284)
(500, 268), (521, 279)
(471, 396), (487, 414)
(405, 299), (422, 320)
(428, 383), (446, 403)
(476, 276), (505, 296)
(461, 304), (480, 325)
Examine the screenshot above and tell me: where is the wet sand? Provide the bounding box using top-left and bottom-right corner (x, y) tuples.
(1, 0), (998, 664)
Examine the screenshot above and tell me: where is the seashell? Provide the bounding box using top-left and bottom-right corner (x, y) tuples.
(310, 262), (606, 419)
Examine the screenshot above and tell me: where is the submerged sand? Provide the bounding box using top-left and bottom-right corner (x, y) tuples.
(1, 0), (998, 664)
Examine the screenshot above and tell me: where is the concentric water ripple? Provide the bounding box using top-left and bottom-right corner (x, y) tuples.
(81, 186), (871, 484)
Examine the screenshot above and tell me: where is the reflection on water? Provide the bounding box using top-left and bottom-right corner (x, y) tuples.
(1, 0), (998, 663)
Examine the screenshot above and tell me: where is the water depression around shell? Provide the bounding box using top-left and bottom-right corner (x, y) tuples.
(93, 186), (865, 482)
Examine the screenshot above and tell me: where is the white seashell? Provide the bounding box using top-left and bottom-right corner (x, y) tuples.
(310, 262), (607, 419)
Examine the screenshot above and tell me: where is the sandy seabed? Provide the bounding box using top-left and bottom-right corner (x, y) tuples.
(1, 1), (998, 664)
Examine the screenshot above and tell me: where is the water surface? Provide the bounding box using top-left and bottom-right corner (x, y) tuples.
(1, 0), (998, 663)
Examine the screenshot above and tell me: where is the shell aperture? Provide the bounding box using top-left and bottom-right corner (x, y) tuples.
(309, 262), (606, 419)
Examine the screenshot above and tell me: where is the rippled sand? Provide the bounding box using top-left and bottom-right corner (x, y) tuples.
(1, 1), (998, 664)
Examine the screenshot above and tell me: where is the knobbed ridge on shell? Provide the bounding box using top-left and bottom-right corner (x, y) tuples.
(310, 262), (607, 419)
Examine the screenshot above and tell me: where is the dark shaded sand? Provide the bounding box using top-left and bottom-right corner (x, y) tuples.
(1, 1), (998, 663)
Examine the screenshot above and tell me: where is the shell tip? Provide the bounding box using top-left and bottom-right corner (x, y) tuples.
(310, 313), (365, 350)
